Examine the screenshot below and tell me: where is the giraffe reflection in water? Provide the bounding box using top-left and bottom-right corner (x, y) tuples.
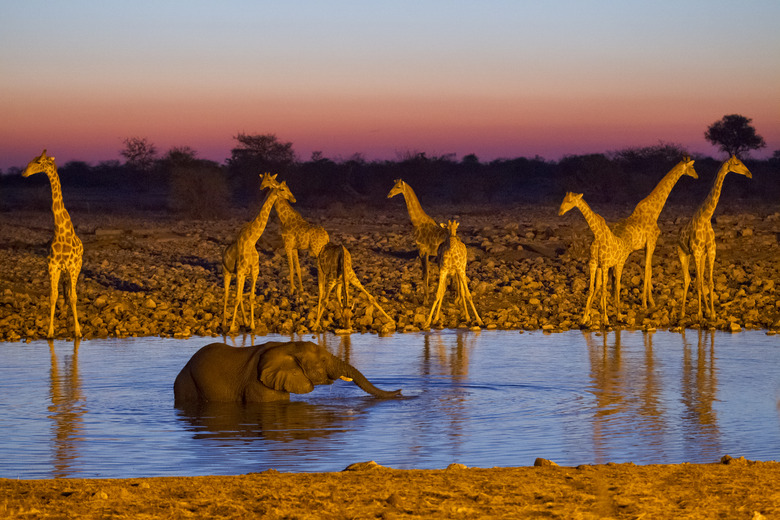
(584, 330), (719, 464)
(48, 339), (85, 478)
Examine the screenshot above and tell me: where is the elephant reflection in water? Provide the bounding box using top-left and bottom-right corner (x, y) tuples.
(174, 340), (401, 403)
(175, 399), (374, 443)
(48, 339), (86, 478)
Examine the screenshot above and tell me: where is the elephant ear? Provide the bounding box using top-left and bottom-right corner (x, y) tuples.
(259, 353), (315, 394)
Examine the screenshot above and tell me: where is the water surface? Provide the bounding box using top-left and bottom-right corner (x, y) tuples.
(0, 330), (778, 478)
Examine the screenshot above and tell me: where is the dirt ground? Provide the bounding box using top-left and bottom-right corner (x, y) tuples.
(2, 458), (779, 519)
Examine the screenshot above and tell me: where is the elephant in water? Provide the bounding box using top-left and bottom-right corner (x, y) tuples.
(174, 341), (402, 403)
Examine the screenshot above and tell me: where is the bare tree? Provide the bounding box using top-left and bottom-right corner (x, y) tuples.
(120, 137), (158, 172)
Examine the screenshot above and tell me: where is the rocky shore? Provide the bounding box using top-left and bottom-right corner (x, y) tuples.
(1, 203), (778, 341)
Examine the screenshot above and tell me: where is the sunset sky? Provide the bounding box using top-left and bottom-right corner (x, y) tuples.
(2, 1), (778, 170)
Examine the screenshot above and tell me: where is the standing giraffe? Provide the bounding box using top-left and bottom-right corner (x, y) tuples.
(612, 156), (698, 308)
(222, 180), (296, 331)
(424, 220), (482, 329)
(677, 155), (752, 321)
(272, 190), (329, 295)
(313, 241), (394, 331)
(559, 192), (631, 326)
(22, 150), (82, 338)
(387, 179), (448, 303)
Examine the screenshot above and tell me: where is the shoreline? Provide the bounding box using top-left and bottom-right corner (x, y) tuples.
(3, 459), (779, 518)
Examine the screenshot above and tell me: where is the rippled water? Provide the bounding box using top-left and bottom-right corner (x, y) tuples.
(0, 330), (778, 478)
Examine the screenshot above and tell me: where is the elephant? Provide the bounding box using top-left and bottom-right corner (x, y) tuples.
(174, 341), (402, 403)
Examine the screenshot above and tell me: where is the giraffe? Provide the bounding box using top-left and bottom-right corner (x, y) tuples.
(558, 192), (631, 326)
(424, 220), (483, 329)
(272, 191), (329, 295)
(313, 241), (394, 331)
(22, 150), (83, 338)
(612, 156), (698, 308)
(677, 155), (752, 321)
(387, 179), (448, 304)
(222, 179), (296, 332)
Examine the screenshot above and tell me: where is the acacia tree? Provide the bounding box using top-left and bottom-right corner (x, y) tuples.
(704, 114), (766, 158)
(120, 137), (158, 172)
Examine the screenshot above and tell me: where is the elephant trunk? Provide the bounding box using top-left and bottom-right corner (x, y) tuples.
(332, 357), (401, 399)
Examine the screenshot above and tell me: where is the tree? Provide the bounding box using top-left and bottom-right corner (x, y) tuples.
(227, 133), (295, 171)
(704, 114), (766, 158)
(120, 137), (158, 172)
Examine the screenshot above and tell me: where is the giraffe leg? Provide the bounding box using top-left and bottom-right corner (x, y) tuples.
(249, 267), (259, 330)
(222, 272), (232, 331)
(315, 282), (337, 330)
(231, 274), (247, 331)
(706, 245), (716, 319)
(293, 249), (304, 294)
(614, 262), (625, 322)
(581, 259), (597, 326)
(46, 267), (61, 338)
(67, 268), (81, 338)
(459, 274), (483, 326)
(420, 254), (430, 304)
(351, 275), (392, 322)
(600, 267), (609, 326)
(286, 247), (297, 295)
(424, 272), (448, 329)
(643, 239), (657, 308)
(677, 247), (690, 320)
(693, 252), (705, 321)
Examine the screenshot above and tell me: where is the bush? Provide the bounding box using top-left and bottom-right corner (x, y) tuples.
(168, 160), (230, 219)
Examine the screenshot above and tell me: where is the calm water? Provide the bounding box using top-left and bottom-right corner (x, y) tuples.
(0, 330), (778, 479)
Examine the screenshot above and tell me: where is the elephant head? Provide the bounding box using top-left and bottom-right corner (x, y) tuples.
(258, 341), (401, 399)
(174, 341), (401, 403)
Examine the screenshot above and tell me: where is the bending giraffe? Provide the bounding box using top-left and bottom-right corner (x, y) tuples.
(222, 179), (296, 331)
(271, 186), (329, 296)
(424, 220), (483, 329)
(387, 179), (448, 303)
(313, 241), (394, 331)
(612, 156), (698, 308)
(677, 155), (752, 321)
(559, 192), (631, 326)
(23, 150), (83, 338)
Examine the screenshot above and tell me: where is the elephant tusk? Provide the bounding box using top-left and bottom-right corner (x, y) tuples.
(339, 376), (353, 382)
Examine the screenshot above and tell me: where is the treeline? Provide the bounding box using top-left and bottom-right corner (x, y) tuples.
(2, 142), (778, 217)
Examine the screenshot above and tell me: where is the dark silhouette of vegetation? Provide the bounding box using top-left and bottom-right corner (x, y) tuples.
(2, 139), (777, 215)
(704, 114), (766, 158)
(120, 137), (158, 173)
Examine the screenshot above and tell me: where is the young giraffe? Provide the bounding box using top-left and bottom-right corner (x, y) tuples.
(387, 179), (448, 304)
(272, 188), (329, 296)
(677, 155), (752, 321)
(222, 179), (296, 331)
(313, 241), (394, 331)
(22, 150), (83, 338)
(559, 192), (632, 326)
(612, 156), (698, 308)
(424, 220), (483, 329)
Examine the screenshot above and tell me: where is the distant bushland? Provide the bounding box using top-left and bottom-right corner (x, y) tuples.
(1, 145), (777, 215)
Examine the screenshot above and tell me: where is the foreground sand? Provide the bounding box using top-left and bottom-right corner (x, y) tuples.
(3, 459), (779, 519)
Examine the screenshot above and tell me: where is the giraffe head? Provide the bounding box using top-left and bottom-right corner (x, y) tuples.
(445, 220), (459, 237)
(272, 181), (296, 204)
(23, 149), (55, 178)
(260, 172), (282, 190)
(678, 155), (698, 179)
(725, 155), (752, 179)
(558, 192), (583, 216)
(387, 179), (406, 199)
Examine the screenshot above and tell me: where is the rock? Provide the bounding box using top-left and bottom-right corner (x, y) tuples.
(534, 458), (558, 467)
(446, 463), (468, 470)
(343, 461), (385, 471)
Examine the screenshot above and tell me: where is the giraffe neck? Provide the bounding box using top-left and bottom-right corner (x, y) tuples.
(575, 199), (608, 240)
(697, 163), (729, 221)
(244, 191), (278, 241)
(44, 166), (75, 235)
(273, 197), (307, 228)
(401, 186), (437, 228)
(633, 164), (688, 222)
